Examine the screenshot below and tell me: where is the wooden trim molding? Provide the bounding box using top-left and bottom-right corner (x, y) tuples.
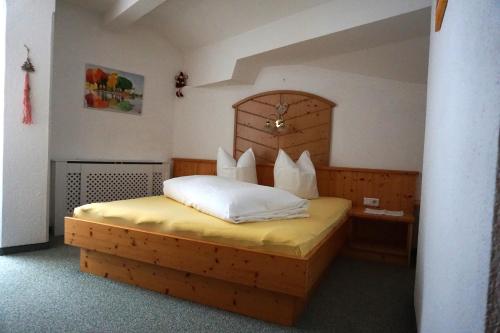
(0, 241), (50, 255)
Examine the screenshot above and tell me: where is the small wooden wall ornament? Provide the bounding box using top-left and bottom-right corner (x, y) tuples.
(175, 71), (188, 97)
(21, 44), (35, 125)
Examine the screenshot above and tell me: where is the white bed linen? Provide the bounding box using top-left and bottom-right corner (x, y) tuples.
(163, 175), (309, 223)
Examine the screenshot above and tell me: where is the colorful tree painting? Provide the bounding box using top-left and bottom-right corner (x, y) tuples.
(84, 64), (144, 115)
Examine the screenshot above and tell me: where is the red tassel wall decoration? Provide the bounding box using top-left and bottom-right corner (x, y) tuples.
(22, 72), (32, 124)
(21, 44), (35, 125)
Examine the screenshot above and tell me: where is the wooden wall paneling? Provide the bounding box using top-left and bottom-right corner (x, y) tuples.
(352, 172), (364, 207)
(316, 169), (330, 196)
(377, 173), (391, 210)
(356, 172), (370, 207)
(333, 170), (345, 198)
(389, 174), (404, 211)
(340, 170), (351, 201)
(256, 164), (274, 186)
(401, 175), (417, 213)
(173, 160), (197, 177)
(371, 173), (385, 208)
(197, 162), (217, 175)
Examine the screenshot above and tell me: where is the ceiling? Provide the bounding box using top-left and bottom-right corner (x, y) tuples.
(63, 0), (117, 13)
(60, 0), (430, 84)
(139, 0), (332, 52)
(305, 36), (429, 83)
(232, 8), (430, 84)
(63, 0), (331, 51)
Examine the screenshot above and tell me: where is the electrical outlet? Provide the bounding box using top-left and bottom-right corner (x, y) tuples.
(363, 197), (380, 207)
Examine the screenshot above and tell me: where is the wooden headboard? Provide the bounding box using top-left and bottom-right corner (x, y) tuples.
(233, 90), (335, 165)
(172, 158), (419, 213)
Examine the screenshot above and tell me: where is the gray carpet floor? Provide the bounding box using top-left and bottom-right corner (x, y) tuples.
(0, 240), (416, 333)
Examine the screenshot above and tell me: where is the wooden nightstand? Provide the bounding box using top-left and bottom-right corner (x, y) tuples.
(343, 207), (415, 266)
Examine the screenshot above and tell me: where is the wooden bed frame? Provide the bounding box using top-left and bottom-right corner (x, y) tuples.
(65, 213), (348, 325)
(64, 91), (419, 325)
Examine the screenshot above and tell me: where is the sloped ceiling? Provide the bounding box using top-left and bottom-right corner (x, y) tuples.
(305, 36), (429, 83)
(63, 0), (331, 51)
(231, 8), (430, 85)
(60, 0), (431, 85)
(63, 0), (117, 13)
(140, 0), (332, 52)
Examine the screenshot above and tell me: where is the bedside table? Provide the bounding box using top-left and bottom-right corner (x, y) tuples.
(343, 207), (415, 266)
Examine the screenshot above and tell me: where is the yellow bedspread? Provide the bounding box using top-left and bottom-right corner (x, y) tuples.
(74, 196), (351, 257)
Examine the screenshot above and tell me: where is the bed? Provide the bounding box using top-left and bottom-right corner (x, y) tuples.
(71, 195), (351, 258)
(65, 197), (350, 325)
(64, 90), (418, 325)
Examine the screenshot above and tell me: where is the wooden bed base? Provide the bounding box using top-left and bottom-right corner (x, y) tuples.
(65, 215), (349, 325)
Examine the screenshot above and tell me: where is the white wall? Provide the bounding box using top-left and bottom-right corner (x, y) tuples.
(0, 0), (55, 247)
(173, 65), (427, 172)
(414, 1), (500, 332)
(0, 0), (5, 246)
(51, 1), (182, 162)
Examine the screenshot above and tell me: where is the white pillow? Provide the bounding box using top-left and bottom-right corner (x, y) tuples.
(217, 147), (258, 184)
(274, 149), (319, 199)
(163, 175), (308, 223)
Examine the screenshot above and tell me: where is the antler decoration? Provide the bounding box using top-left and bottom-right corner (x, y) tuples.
(264, 103), (291, 134)
(21, 45), (35, 125)
(275, 102), (288, 115)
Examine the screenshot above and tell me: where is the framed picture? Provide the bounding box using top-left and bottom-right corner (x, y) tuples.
(84, 64), (144, 115)
(435, 0), (448, 32)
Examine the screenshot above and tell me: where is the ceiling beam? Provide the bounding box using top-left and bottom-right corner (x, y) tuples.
(104, 0), (166, 30)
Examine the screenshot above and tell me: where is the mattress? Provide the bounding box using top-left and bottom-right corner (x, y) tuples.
(73, 196), (351, 257)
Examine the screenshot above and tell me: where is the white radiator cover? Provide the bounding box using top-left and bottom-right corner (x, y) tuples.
(52, 161), (168, 236)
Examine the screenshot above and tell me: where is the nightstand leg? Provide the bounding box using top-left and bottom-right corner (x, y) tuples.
(347, 217), (353, 244)
(406, 224), (414, 266)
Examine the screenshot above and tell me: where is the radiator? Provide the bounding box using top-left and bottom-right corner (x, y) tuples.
(52, 161), (169, 236)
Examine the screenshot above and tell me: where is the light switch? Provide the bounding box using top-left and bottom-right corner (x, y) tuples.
(363, 197), (380, 207)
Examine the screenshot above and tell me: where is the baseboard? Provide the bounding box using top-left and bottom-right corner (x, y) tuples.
(0, 241), (51, 255)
